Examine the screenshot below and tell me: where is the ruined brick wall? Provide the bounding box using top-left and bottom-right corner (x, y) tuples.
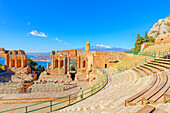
(0, 48), (30, 73)
(155, 36), (170, 44)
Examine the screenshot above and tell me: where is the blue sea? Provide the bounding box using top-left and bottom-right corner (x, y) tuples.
(27, 55), (51, 68)
(0, 55), (50, 69)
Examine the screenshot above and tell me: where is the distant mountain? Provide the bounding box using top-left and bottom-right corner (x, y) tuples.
(77, 44), (128, 52)
(125, 48), (134, 53)
(26, 52), (50, 57)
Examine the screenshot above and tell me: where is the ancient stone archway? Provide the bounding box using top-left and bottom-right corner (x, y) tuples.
(46, 41), (127, 80)
(0, 48), (31, 73)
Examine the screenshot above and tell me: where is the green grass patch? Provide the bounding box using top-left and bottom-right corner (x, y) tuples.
(165, 99), (170, 103)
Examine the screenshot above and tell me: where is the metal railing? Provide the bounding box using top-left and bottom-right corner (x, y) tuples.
(0, 69), (108, 113)
(117, 57), (152, 71)
(117, 48), (170, 71)
(139, 48), (170, 58)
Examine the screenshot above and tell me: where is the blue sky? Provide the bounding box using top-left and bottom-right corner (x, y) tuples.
(0, 0), (169, 53)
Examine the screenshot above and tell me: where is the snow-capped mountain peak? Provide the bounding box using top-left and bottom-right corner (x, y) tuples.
(95, 44), (112, 48)
(76, 44), (128, 52)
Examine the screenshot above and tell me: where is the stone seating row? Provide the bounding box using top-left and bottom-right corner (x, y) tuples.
(56, 69), (152, 112)
(132, 67), (146, 77)
(28, 83), (77, 93)
(125, 58), (170, 106)
(56, 58), (170, 112)
(57, 96), (170, 113)
(136, 104), (168, 113)
(0, 88), (22, 94)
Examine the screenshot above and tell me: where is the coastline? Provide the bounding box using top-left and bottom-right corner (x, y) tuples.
(32, 59), (51, 62)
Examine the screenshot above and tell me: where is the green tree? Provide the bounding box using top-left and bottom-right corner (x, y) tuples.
(134, 33), (144, 54)
(41, 66), (45, 71)
(148, 36), (155, 43)
(28, 58), (45, 71)
(28, 58), (38, 71)
(144, 31), (149, 42)
(0, 65), (5, 70)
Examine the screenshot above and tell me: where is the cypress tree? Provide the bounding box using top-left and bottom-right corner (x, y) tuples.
(134, 33), (144, 54)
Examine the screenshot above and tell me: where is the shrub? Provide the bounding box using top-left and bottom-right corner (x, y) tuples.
(0, 65), (5, 70)
(150, 31), (156, 34)
(154, 23), (159, 27)
(165, 22), (170, 26)
(163, 31), (166, 34)
(156, 32), (160, 37)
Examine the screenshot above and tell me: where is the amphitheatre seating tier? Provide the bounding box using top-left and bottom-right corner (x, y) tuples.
(142, 72), (167, 104)
(136, 105), (155, 113)
(125, 74), (157, 106)
(114, 55), (153, 70)
(141, 43), (170, 57)
(0, 82), (23, 94)
(132, 67), (146, 77)
(149, 61), (170, 69)
(136, 105), (168, 113)
(144, 71), (170, 104)
(143, 63), (164, 71)
(125, 55), (170, 106)
(55, 69), (153, 113)
(154, 58), (170, 62)
(139, 65), (158, 73)
(28, 82), (77, 93)
(136, 66), (152, 75)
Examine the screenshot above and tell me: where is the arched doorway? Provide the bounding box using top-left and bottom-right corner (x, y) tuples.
(54, 59), (58, 68)
(83, 60), (86, 68)
(60, 60), (64, 69)
(0, 57), (6, 72)
(69, 58), (77, 81)
(17, 59), (21, 67)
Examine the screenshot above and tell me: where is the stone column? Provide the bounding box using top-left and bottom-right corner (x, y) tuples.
(15, 55), (17, 68)
(52, 54), (54, 69)
(63, 56), (65, 70)
(81, 55), (83, 69)
(78, 55), (80, 68)
(21, 55), (24, 68)
(67, 55), (69, 74)
(58, 54), (60, 69)
(9, 55), (11, 68)
(47, 63), (49, 69)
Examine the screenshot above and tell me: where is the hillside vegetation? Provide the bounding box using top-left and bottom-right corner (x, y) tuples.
(141, 43), (170, 57)
(113, 54), (153, 70)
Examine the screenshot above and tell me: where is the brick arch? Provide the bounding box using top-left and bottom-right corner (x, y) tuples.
(0, 54), (8, 67)
(69, 56), (78, 61)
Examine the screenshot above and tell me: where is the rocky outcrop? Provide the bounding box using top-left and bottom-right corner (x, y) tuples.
(148, 16), (170, 39)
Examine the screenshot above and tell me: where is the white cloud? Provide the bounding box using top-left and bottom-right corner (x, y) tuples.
(55, 38), (62, 42)
(28, 22), (30, 25)
(64, 42), (69, 46)
(95, 44), (111, 48)
(29, 30), (47, 37)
